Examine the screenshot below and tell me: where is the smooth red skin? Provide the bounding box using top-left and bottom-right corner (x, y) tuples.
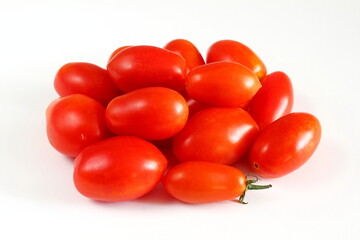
(46, 94), (110, 157)
(164, 39), (205, 71)
(248, 71), (294, 130)
(106, 87), (189, 140)
(181, 91), (210, 118)
(73, 136), (167, 202)
(54, 62), (122, 106)
(163, 161), (246, 204)
(206, 40), (267, 81)
(107, 46), (131, 63)
(186, 62), (261, 108)
(250, 112), (321, 178)
(107, 46), (188, 93)
(173, 107), (259, 165)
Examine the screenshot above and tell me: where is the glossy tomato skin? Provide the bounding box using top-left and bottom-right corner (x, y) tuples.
(164, 39), (205, 71)
(186, 62), (261, 108)
(106, 87), (188, 140)
(107, 46), (188, 93)
(250, 112), (321, 178)
(206, 40), (267, 81)
(54, 62), (122, 106)
(73, 136), (167, 202)
(107, 46), (131, 63)
(163, 161), (246, 204)
(181, 91), (210, 118)
(173, 107), (259, 165)
(46, 94), (110, 157)
(248, 71), (294, 130)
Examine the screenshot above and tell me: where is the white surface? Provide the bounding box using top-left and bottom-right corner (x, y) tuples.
(1, 0), (359, 239)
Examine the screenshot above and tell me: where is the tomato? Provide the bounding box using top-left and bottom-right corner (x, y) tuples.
(73, 136), (167, 202)
(54, 62), (122, 106)
(163, 161), (271, 204)
(186, 62), (261, 108)
(107, 46), (188, 93)
(173, 107), (259, 165)
(248, 71), (294, 130)
(164, 39), (205, 71)
(46, 94), (110, 157)
(108, 46), (131, 63)
(106, 87), (188, 140)
(181, 91), (210, 118)
(206, 40), (267, 81)
(250, 112), (321, 178)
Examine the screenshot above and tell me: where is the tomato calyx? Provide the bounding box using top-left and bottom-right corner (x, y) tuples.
(239, 175), (272, 204)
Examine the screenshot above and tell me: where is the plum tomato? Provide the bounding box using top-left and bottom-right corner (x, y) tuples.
(206, 40), (267, 81)
(250, 112), (321, 178)
(186, 62), (261, 108)
(106, 87), (189, 140)
(173, 107), (259, 165)
(108, 46), (131, 63)
(107, 46), (188, 93)
(73, 136), (167, 202)
(46, 94), (110, 157)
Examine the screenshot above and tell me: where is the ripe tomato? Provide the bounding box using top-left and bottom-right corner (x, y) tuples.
(164, 39), (205, 71)
(73, 136), (167, 202)
(248, 71), (294, 130)
(186, 62), (261, 108)
(106, 87), (188, 140)
(173, 107), (259, 165)
(163, 161), (271, 204)
(54, 62), (122, 106)
(181, 91), (210, 118)
(108, 46), (131, 63)
(206, 40), (267, 81)
(107, 46), (188, 93)
(250, 112), (321, 178)
(46, 94), (110, 157)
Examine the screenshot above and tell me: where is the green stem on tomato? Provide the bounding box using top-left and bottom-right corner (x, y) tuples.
(239, 175), (272, 204)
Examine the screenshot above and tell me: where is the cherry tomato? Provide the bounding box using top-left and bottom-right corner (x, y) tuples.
(107, 46), (188, 93)
(107, 46), (131, 63)
(54, 62), (122, 106)
(46, 94), (110, 157)
(248, 71), (294, 130)
(206, 40), (267, 81)
(73, 136), (167, 202)
(186, 62), (261, 108)
(106, 87), (188, 140)
(173, 107), (259, 165)
(250, 112), (321, 178)
(164, 39), (205, 71)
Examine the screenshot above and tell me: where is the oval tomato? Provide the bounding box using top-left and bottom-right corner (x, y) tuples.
(248, 71), (294, 130)
(173, 107), (259, 165)
(181, 91), (210, 118)
(54, 62), (122, 106)
(106, 87), (188, 140)
(163, 161), (246, 203)
(186, 62), (261, 108)
(107, 45), (131, 63)
(164, 39), (205, 71)
(107, 46), (188, 93)
(46, 94), (110, 157)
(206, 40), (267, 81)
(73, 136), (167, 202)
(250, 112), (321, 178)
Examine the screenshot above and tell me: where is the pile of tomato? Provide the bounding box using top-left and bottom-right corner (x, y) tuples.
(46, 39), (321, 204)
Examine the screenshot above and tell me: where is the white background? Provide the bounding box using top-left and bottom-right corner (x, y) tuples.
(1, 0), (359, 239)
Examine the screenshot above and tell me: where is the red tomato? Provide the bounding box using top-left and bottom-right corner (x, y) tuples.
(206, 40), (267, 81)
(173, 107), (259, 165)
(107, 46), (188, 93)
(186, 62), (261, 108)
(73, 136), (167, 202)
(250, 112), (321, 178)
(107, 46), (131, 63)
(164, 39), (205, 70)
(46, 94), (110, 157)
(181, 91), (210, 118)
(248, 71), (294, 130)
(54, 62), (122, 106)
(106, 87), (188, 140)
